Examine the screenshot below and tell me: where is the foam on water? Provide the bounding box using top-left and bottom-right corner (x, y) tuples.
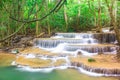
(102, 30), (110, 33)
(75, 34), (94, 39)
(38, 42), (99, 56)
(78, 67), (120, 77)
(15, 63), (120, 76)
(61, 49), (98, 57)
(104, 74), (120, 77)
(16, 64), (69, 73)
(25, 54), (36, 58)
(55, 66), (68, 70)
(78, 50), (98, 56)
(36, 43), (68, 52)
(16, 66), (54, 73)
(51, 43), (68, 53)
(54, 33), (95, 39)
(11, 61), (16, 65)
(104, 50), (117, 54)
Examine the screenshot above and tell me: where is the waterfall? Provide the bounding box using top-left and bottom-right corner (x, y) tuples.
(34, 39), (98, 48)
(32, 33), (118, 58)
(34, 33), (117, 55)
(14, 32), (119, 76)
(54, 33), (116, 43)
(65, 44), (117, 53)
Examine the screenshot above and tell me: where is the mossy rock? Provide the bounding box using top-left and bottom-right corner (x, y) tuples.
(11, 49), (19, 54)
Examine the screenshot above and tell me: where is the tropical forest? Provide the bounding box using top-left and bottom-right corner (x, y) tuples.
(0, 0), (120, 80)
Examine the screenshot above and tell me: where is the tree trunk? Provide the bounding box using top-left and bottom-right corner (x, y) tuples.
(47, 0), (51, 36)
(107, 0), (120, 60)
(36, 4), (39, 37)
(76, 0), (80, 32)
(114, 0), (117, 24)
(108, 1), (120, 44)
(47, 16), (51, 36)
(64, 4), (68, 32)
(97, 0), (102, 32)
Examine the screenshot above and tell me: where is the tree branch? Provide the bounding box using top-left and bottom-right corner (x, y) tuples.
(55, 0), (66, 12)
(9, 0), (63, 23)
(0, 0), (65, 42)
(0, 23), (26, 42)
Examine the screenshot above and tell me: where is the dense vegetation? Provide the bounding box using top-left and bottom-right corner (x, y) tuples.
(0, 0), (120, 46)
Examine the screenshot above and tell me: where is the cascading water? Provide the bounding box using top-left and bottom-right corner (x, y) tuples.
(34, 33), (117, 55)
(64, 44), (117, 54)
(53, 33), (116, 43)
(34, 38), (98, 48)
(13, 33), (119, 77)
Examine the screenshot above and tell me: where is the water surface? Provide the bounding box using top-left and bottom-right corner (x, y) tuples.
(0, 67), (119, 80)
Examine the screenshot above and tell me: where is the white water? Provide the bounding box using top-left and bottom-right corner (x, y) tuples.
(16, 66), (54, 73)
(102, 27), (114, 33)
(54, 33), (95, 38)
(51, 33), (95, 40)
(78, 67), (120, 77)
(25, 54), (36, 58)
(11, 61), (16, 65)
(15, 62), (120, 77)
(16, 63), (69, 73)
(51, 43), (68, 53)
(78, 67), (104, 77)
(77, 50), (98, 56)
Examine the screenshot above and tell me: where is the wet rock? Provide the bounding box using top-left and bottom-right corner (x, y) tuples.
(71, 61), (120, 75)
(11, 49), (19, 54)
(110, 27), (114, 31)
(12, 36), (23, 43)
(12, 36), (34, 48)
(77, 51), (82, 55)
(98, 52), (103, 55)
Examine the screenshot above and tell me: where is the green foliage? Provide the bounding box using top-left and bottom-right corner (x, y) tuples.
(0, 0), (120, 37)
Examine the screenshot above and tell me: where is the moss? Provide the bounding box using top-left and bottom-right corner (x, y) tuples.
(88, 58), (96, 62)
